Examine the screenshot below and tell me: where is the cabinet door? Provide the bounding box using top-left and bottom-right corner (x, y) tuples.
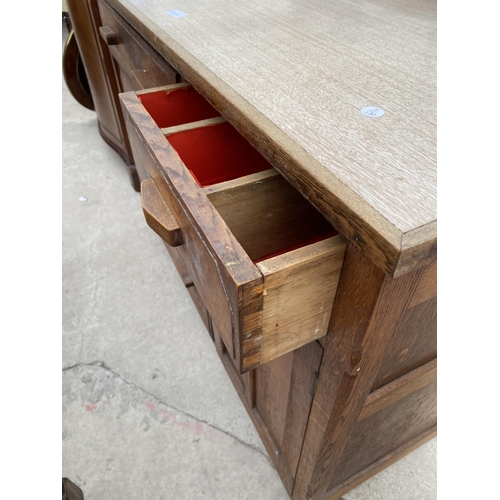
(214, 322), (323, 495)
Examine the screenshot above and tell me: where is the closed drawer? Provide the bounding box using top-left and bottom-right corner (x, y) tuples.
(98, 1), (178, 90)
(120, 84), (346, 372)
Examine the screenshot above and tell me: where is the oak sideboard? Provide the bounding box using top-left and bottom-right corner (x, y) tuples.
(66, 0), (437, 498)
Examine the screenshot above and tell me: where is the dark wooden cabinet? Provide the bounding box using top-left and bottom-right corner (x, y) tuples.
(98, 1), (178, 92)
(66, 1), (437, 498)
(66, 0), (133, 167)
(66, 0), (180, 191)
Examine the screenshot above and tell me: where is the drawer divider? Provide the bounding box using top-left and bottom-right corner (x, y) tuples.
(135, 82), (191, 96)
(161, 116), (227, 136)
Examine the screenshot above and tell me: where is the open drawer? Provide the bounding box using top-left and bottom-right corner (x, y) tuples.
(120, 84), (346, 372)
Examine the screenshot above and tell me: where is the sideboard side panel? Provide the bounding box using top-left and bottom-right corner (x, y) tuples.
(371, 259), (437, 390)
(327, 380), (437, 489)
(292, 244), (426, 500)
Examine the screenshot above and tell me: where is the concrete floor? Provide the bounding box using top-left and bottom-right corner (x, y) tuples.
(62, 23), (437, 500)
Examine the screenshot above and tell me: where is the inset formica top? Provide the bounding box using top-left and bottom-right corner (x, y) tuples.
(109, 0), (436, 276)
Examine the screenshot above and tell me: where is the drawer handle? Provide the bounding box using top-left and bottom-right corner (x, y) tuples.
(140, 179), (183, 247)
(99, 26), (121, 46)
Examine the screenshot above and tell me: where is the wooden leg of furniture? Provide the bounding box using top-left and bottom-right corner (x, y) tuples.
(128, 166), (140, 192)
(62, 478), (84, 500)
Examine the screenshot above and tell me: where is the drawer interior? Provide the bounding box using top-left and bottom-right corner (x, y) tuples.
(167, 122), (273, 187)
(147, 86), (338, 259)
(204, 171), (337, 263)
(138, 86), (220, 128)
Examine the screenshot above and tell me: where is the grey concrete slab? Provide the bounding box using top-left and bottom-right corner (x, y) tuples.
(62, 21), (436, 500)
(63, 364), (287, 500)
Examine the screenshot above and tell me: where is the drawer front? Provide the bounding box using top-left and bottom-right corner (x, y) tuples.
(98, 1), (178, 91)
(120, 85), (346, 372)
(127, 110), (252, 368)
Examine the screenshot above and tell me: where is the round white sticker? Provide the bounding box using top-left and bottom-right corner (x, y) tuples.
(361, 106), (385, 118)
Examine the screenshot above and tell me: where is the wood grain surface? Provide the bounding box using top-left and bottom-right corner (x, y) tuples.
(323, 425), (436, 500)
(257, 236), (346, 364)
(206, 171), (335, 263)
(67, 0), (134, 164)
(409, 258), (437, 308)
(327, 380), (437, 490)
(122, 90), (260, 368)
(107, 0), (436, 276)
(140, 178), (183, 247)
(372, 295), (437, 390)
(99, 0), (178, 90)
(359, 358), (437, 421)
(292, 245), (426, 499)
(161, 116), (226, 136)
(219, 330), (324, 495)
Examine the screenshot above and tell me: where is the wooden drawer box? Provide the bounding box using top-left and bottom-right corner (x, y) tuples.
(120, 84), (347, 372)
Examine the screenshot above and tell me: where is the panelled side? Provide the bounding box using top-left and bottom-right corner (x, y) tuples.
(371, 259), (437, 390)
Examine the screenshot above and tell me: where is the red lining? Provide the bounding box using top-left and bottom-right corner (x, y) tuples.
(139, 87), (220, 128)
(140, 89), (336, 260)
(167, 122), (272, 186)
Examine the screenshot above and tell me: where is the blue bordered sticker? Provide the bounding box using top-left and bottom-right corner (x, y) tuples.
(361, 106), (384, 118)
(166, 9), (188, 18)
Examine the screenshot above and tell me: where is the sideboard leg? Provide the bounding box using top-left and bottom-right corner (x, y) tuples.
(129, 167), (140, 192)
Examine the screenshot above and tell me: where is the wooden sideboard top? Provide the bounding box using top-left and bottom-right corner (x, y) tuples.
(107, 0), (436, 276)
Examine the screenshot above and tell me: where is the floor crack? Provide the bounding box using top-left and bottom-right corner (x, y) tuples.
(63, 361), (271, 463)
